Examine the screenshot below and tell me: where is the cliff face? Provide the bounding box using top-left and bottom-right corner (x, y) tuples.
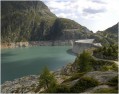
(1, 1), (92, 43)
(1, 1), (56, 43)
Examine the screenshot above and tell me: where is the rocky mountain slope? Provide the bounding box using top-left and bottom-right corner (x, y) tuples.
(1, 1), (92, 43)
(92, 23), (118, 45)
(105, 23), (118, 34)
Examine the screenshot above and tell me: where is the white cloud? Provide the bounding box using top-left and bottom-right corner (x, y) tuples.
(42, 0), (119, 32)
(57, 13), (67, 18)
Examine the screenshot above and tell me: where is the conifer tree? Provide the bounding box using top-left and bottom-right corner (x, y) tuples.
(39, 67), (57, 90)
(78, 51), (92, 72)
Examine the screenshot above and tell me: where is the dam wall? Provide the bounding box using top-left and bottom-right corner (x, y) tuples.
(72, 42), (94, 54)
(72, 39), (102, 54)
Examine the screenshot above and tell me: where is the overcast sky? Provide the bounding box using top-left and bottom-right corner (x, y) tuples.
(42, 0), (119, 32)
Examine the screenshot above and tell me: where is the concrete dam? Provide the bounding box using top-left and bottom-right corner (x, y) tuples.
(72, 39), (102, 54)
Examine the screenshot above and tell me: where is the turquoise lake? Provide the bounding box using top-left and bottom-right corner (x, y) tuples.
(1, 46), (76, 84)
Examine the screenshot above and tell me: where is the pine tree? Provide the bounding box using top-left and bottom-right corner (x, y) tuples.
(78, 51), (92, 72)
(39, 67), (57, 90)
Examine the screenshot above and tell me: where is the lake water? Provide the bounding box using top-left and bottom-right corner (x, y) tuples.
(1, 46), (76, 84)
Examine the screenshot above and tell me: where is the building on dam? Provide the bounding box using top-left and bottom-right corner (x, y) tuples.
(72, 39), (102, 54)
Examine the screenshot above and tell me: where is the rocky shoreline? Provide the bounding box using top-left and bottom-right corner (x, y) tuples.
(1, 63), (74, 93)
(1, 74), (67, 93)
(1, 68), (117, 93)
(1, 40), (73, 49)
(1, 75), (39, 93)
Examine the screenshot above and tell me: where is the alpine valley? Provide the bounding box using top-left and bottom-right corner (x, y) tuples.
(1, 1), (118, 93)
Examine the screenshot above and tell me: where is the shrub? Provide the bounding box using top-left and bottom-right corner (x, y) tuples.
(101, 63), (118, 71)
(78, 51), (93, 72)
(93, 44), (118, 60)
(39, 67), (57, 91)
(101, 65), (112, 71)
(70, 77), (99, 93)
(55, 85), (70, 93)
(63, 72), (85, 83)
(94, 88), (118, 93)
(45, 85), (58, 93)
(46, 85), (70, 93)
(111, 63), (118, 71)
(108, 76), (118, 87)
(91, 59), (117, 71)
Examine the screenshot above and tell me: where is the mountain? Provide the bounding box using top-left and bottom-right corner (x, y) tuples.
(104, 23), (118, 34)
(1, 1), (92, 43)
(92, 23), (118, 45)
(1, 1), (56, 43)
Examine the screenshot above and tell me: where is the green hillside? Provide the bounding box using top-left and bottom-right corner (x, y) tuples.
(92, 23), (118, 45)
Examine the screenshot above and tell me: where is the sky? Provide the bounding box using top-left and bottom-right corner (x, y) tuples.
(42, 0), (119, 32)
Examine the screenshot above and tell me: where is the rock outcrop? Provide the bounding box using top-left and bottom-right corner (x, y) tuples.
(82, 71), (118, 84)
(1, 70), (70, 93)
(1, 75), (39, 93)
(84, 85), (114, 93)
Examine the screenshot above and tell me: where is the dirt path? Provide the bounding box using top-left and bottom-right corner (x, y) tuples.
(92, 56), (118, 66)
